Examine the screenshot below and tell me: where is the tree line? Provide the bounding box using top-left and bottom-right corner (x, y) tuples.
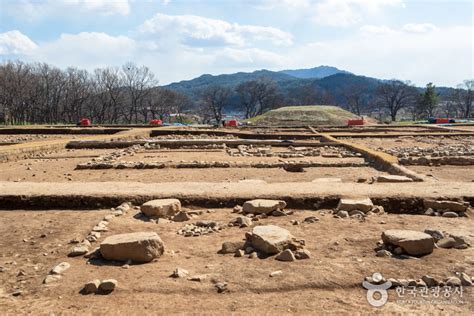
(0, 60), (472, 125)
(0, 60), (190, 125)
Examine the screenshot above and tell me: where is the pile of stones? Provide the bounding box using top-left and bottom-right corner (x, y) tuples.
(365, 272), (473, 288)
(226, 144), (360, 158)
(399, 155), (474, 166)
(386, 144), (473, 158)
(77, 145), (144, 169)
(220, 225), (310, 261)
(151, 134), (237, 140)
(77, 159), (367, 170)
(333, 198), (384, 219)
(177, 220), (222, 237)
(423, 199), (470, 217)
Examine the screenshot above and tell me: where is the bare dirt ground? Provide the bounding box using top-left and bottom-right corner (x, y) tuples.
(409, 165), (474, 182)
(0, 149), (382, 183)
(0, 125), (473, 314)
(1, 208), (473, 314)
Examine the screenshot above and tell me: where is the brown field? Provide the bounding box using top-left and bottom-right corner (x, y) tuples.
(0, 123), (473, 314)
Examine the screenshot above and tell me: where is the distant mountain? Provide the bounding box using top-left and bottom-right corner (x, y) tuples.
(162, 66), (456, 115)
(165, 69), (297, 96)
(279, 66), (352, 79)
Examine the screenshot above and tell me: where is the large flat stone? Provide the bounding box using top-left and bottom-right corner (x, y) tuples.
(382, 229), (434, 256)
(423, 200), (468, 212)
(242, 199), (286, 214)
(247, 225), (294, 255)
(141, 199), (181, 217)
(376, 175), (413, 183)
(100, 232), (164, 263)
(337, 198), (373, 213)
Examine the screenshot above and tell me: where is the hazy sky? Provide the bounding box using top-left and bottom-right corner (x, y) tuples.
(0, 0), (472, 86)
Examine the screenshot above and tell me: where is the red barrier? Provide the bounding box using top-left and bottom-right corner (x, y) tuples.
(347, 119), (364, 126)
(79, 118), (91, 126)
(435, 118), (449, 124)
(150, 119), (163, 126)
(225, 119), (238, 127)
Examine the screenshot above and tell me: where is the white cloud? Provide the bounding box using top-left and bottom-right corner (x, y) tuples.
(34, 32), (136, 68)
(402, 23), (438, 33)
(291, 26), (473, 86)
(0, 30), (38, 55)
(258, 0), (405, 27)
(314, 0), (405, 27)
(4, 0), (131, 19)
(360, 25), (398, 35)
(138, 13), (293, 48)
(360, 23), (439, 35)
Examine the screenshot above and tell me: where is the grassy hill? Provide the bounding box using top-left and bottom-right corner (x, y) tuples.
(247, 105), (368, 126)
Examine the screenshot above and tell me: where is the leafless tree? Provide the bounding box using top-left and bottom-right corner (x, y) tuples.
(456, 80), (473, 118)
(375, 80), (418, 121)
(340, 82), (369, 116)
(199, 85), (231, 124)
(92, 67), (124, 123)
(236, 78), (281, 118)
(121, 62), (157, 123)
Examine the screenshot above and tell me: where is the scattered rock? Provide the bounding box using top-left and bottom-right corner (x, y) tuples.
(437, 237), (456, 249)
(141, 199), (181, 218)
(172, 211), (191, 222)
(100, 232), (164, 263)
(98, 279), (118, 293)
(303, 216), (319, 223)
(382, 229), (434, 256)
(170, 268), (189, 278)
(275, 249), (296, 262)
(234, 249), (244, 257)
(219, 241), (245, 254)
(376, 250), (392, 257)
(233, 205), (243, 213)
(188, 274), (207, 282)
(442, 212), (459, 218)
(336, 210), (349, 218)
(246, 225), (294, 255)
(269, 270), (283, 277)
(82, 279), (100, 294)
(294, 249), (311, 260)
(421, 275), (438, 287)
(423, 229), (444, 242)
(215, 282), (228, 293)
(43, 274), (61, 284)
(233, 216), (252, 228)
(445, 276), (461, 287)
(68, 245), (89, 257)
(271, 209), (288, 217)
(242, 199), (286, 215)
(459, 272), (473, 286)
(50, 262), (70, 275)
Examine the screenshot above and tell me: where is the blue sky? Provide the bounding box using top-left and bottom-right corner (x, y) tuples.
(0, 0), (472, 86)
